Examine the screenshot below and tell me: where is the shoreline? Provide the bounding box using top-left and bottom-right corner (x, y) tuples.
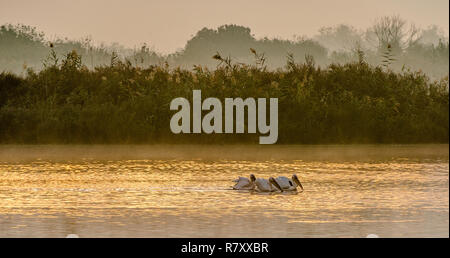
(1, 144), (448, 162)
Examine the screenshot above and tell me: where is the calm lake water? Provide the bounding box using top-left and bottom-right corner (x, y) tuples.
(0, 145), (448, 238)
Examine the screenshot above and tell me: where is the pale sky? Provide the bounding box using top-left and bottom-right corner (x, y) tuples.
(0, 0), (448, 53)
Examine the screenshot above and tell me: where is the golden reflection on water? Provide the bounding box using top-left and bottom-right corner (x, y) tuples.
(0, 145), (448, 237)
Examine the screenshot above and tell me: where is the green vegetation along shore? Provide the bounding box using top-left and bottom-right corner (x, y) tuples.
(0, 48), (448, 144)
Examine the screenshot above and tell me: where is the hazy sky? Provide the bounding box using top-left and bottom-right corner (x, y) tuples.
(1, 0), (448, 53)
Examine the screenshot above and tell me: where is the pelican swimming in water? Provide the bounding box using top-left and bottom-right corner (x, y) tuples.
(232, 174), (256, 190)
(274, 174), (304, 192)
(254, 177), (283, 192)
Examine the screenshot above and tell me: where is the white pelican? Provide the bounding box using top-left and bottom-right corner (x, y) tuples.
(274, 174), (304, 192)
(232, 174), (256, 190)
(254, 177), (283, 192)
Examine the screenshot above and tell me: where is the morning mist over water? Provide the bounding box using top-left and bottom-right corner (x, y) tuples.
(0, 145), (448, 237)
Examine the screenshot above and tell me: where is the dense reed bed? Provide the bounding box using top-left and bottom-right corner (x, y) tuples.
(0, 49), (448, 144)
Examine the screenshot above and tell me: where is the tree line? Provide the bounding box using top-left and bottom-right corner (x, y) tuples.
(0, 47), (448, 144)
(1, 15), (449, 79)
